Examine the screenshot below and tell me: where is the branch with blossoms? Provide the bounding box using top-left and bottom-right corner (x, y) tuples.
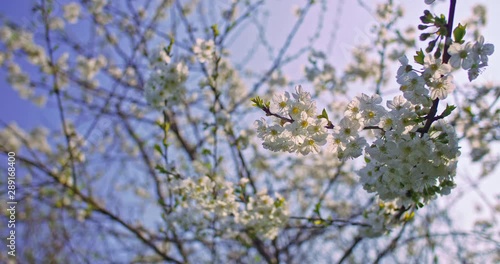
(252, 0), (494, 237)
(2, 0), (499, 263)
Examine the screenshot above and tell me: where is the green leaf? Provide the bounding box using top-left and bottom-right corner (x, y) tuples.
(166, 36), (175, 56)
(316, 108), (329, 120)
(414, 49), (425, 65)
(441, 104), (456, 118)
(313, 202), (322, 217)
(154, 144), (163, 155)
(463, 106), (473, 116)
(202, 148), (212, 155)
(211, 24), (220, 38)
(322, 108), (328, 119)
(250, 96), (263, 108)
(163, 122), (171, 134)
(155, 164), (168, 174)
(274, 197), (284, 208)
(453, 23), (466, 43)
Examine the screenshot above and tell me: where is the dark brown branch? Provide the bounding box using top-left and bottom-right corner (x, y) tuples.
(373, 221), (409, 264)
(8, 153), (183, 264)
(417, 0), (457, 135)
(337, 236), (363, 264)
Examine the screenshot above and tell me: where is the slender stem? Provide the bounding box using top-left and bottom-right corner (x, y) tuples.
(41, 0), (78, 189)
(442, 0), (457, 64)
(337, 237), (363, 264)
(417, 0), (457, 134)
(373, 222), (409, 264)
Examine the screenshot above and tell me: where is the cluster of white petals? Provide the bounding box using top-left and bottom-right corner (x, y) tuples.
(192, 38), (215, 64)
(0, 123), (51, 154)
(76, 55), (107, 84)
(258, 89), (461, 207)
(168, 177), (288, 239)
(63, 2), (81, 24)
(397, 54), (455, 101)
(144, 46), (188, 110)
(0, 25), (52, 105)
(360, 120), (460, 207)
(172, 176), (239, 218)
(448, 36), (494, 81)
(148, 46), (171, 67)
(255, 85), (329, 155)
(255, 35), (493, 209)
(358, 200), (402, 237)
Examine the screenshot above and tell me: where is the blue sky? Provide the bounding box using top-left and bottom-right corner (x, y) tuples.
(1, 0), (49, 129)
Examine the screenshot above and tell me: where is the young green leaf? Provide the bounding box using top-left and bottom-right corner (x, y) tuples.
(211, 24), (220, 38)
(154, 144), (163, 155)
(453, 23), (466, 43)
(441, 104), (456, 118)
(414, 49), (425, 65)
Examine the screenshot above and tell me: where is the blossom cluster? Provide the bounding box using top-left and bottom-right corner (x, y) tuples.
(172, 176), (239, 218)
(255, 85), (329, 155)
(144, 46), (188, 110)
(192, 38), (215, 64)
(0, 25), (62, 105)
(359, 120), (460, 207)
(397, 38), (493, 105)
(76, 55), (107, 85)
(326, 91), (459, 207)
(169, 176), (289, 239)
(398, 54), (454, 101)
(448, 36), (494, 81)
(0, 123), (51, 154)
(63, 2), (81, 24)
(254, 35), (494, 209)
(304, 51), (336, 93)
(358, 200), (408, 238)
(256, 87), (461, 208)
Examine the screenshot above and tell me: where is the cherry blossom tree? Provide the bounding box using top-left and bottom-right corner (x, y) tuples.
(0, 0), (499, 263)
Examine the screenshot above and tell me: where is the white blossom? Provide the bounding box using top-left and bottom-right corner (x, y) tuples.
(63, 3), (81, 24)
(448, 42), (475, 70)
(255, 86), (327, 155)
(144, 61), (188, 110)
(192, 38), (215, 64)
